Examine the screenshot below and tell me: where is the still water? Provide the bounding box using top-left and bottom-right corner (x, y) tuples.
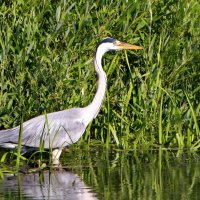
(0, 147), (200, 200)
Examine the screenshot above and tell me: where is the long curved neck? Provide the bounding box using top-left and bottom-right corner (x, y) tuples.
(84, 47), (107, 123)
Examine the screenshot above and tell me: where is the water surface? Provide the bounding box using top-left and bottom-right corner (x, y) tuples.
(0, 148), (200, 199)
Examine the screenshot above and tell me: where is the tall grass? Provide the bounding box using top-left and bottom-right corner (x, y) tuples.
(0, 0), (199, 152)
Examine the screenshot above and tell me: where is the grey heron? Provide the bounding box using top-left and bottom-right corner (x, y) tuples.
(0, 38), (142, 165)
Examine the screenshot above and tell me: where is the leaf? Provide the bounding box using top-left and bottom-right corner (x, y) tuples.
(109, 123), (120, 146)
(56, 5), (61, 22)
(1, 152), (8, 163)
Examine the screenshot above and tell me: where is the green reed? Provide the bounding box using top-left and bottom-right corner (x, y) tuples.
(0, 0), (199, 161)
(16, 118), (23, 168)
(61, 146), (200, 200)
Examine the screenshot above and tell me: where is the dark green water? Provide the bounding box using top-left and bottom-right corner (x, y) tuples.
(0, 147), (200, 200)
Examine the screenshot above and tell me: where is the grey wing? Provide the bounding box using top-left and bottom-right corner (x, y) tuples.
(2, 109), (87, 149)
(44, 116), (87, 148)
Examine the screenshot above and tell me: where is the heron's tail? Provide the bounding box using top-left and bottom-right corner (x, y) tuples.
(0, 128), (21, 150)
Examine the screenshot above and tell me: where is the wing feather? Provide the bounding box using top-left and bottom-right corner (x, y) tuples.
(0, 108), (87, 149)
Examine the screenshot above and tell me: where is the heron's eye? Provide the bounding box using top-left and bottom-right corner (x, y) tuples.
(114, 40), (120, 46)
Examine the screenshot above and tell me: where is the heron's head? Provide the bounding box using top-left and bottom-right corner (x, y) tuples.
(97, 37), (143, 53)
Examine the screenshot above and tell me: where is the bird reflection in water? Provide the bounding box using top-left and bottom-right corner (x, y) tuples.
(2, 169), (98, 200)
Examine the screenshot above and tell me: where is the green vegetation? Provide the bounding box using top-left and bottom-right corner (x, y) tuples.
(64, 147), (200, 200)
(1, 148), (200, 200)
(0, 0), (200, 159)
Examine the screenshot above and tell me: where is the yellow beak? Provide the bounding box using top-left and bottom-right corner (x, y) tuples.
(116, 41), (143, 50)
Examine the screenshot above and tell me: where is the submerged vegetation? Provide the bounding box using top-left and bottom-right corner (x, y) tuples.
(0, 0), (200, 163)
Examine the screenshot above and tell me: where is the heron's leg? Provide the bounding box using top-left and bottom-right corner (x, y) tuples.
(52, 148), (62, 165)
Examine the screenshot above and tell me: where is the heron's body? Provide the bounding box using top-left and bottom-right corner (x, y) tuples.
(0, 108), (87, 149)
(0, 38), (142, 164)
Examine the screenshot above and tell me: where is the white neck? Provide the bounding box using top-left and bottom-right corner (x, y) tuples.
(84, 46), (108, 124)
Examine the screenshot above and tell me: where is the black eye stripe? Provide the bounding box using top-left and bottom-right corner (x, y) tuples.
(98, 38), (116, 45)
